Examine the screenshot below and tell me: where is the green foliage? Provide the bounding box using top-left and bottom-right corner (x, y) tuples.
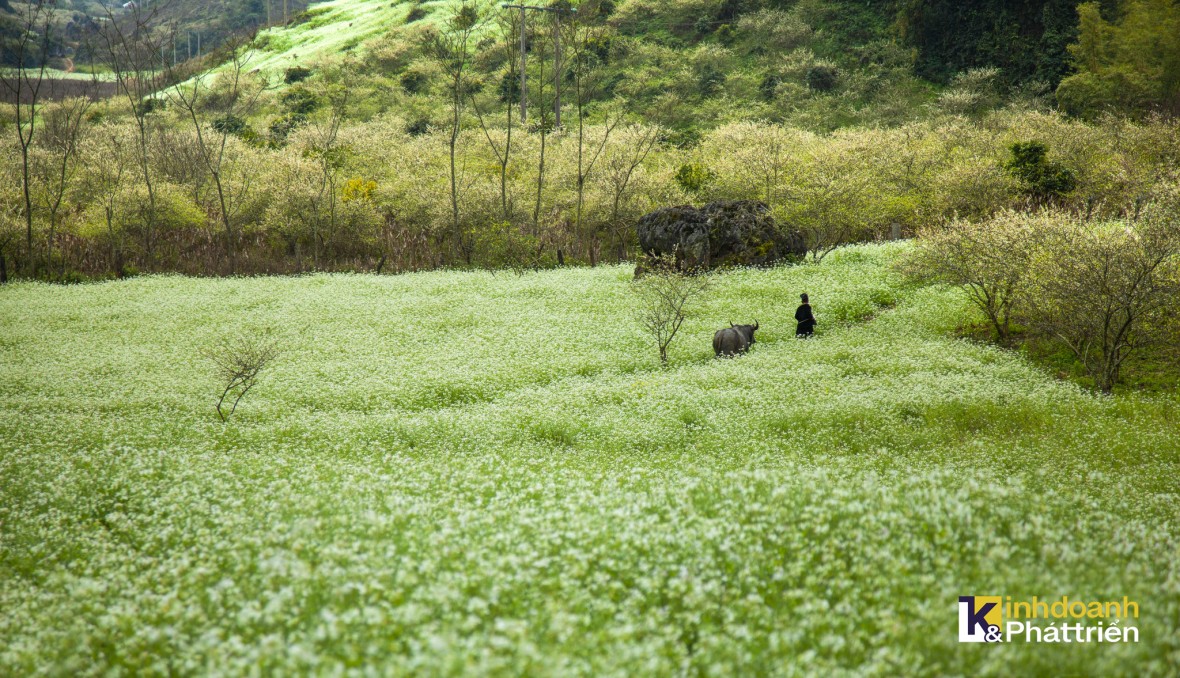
(468, 221), (545, 271)
(283, 66), (312, 84)
(491, 71), (517, 107)
(936, 67), (1002, 117)
(805, 63), (838, 91)
(405, 2), (428, 24)
(279, 87), (320, 116)
(674, 162), (715, 193)
(404, 117), (431, 136)
(757, 73), (780, 101)
(1005, 141), (1077, 200)
(268, 112), (307, 145)
(134, 98), (167, 117)
(1056, 0), (1180, 118)
(212, 114), (248, 136)
(895, 0), (1081, 87)
(399, 68), (429, 94)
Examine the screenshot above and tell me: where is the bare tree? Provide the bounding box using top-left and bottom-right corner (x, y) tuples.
(423, 1), (484, 264)
(32, 96), (94, 279)
(201, 332), (282, 421)
(469, 9), (520, 223)
(164, 39), (266, 274)
(80, 126), (131, 275)
(563, 2), (619, 265)
(0, 0), (53, 275)
(633, 254), (711, 365)
(99, 4), (168, 267)
(603, 124), (660, 261)
(904, 210), (1043, 342)
(1026, 212), (1180, 393)
(527, 9), (555, 234)
(303, 87), (349, 268)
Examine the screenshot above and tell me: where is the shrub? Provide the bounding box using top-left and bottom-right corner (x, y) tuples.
(758, 74), (781, 101)
(1005, 141), (1077, 201)
(284, 66), (312, 85)
(806, 64), (839, 92)
(400, 69), (429, 94)
(497, 70), (520, 104)
(674, 162), (714, 193)
(405, 118), (431, 136)
(1025, 213), (1180, 393)
(714, 24), (737, 46)
(279, 87), (320, 116)
(697, 65), (726, 97)
(212, 114), (248, 136)
(268, 112), (307, 145)
(405, 3), (427, 24)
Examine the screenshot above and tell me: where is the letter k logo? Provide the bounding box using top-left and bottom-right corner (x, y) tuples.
(959, 596), (1002, 642)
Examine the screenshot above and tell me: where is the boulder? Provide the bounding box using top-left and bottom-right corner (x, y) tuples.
(636, 200), (804, 272)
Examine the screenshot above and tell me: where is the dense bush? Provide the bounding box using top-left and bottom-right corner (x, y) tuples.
(905, 206), (1180, 391)
(1005, 140), (1077, 201)
(283, 66), (312, 84)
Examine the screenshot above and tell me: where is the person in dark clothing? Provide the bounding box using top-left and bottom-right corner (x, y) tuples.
(795, 293), (816, 338)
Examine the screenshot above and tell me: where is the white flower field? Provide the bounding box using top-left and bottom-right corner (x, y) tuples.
(1, 243), (1178, 675)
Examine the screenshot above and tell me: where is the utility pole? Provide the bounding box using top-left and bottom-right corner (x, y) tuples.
(502, 3), (571, 127)
(518, 5), (527, 123)
(553, 10), (561, 127)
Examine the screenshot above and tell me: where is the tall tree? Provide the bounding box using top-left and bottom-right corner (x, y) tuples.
(563, 0), (619, 266)
(469, 9), (521, 223)
(0, 0), (53, 276)
(33, 95), (94, 279)
(1057, 0), (1180, 118)
(424, 1), (484, 265)
(164, 38), (265, 274)
(99, 4), (168, 267)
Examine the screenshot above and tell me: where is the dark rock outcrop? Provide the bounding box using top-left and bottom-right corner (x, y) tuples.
(636, 200), (805, 272)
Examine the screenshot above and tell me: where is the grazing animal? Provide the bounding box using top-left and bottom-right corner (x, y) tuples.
(713, 321), (759, 357)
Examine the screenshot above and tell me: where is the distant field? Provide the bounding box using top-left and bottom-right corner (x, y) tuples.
(1, 243), (1177, 675)
(0, 70), (119, 104)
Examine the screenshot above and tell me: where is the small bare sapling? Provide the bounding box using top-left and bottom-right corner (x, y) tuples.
(633, 254), (711, 365)
(201, 333), (282, 421)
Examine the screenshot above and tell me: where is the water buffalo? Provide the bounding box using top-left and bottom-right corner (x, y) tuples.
(713, 321), (759, 357)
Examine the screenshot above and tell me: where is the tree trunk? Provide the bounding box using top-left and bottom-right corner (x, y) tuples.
(213, 171), (236, 274)
(21, 144), (34, 276)
(534, 130), (546, 232)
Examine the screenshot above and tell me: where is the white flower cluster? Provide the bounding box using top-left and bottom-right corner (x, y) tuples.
(0, 243), (1176, 675)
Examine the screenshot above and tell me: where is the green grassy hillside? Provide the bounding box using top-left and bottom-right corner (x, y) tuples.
(242, 0), (426, 75)
(2, 244), (1177, 674)
(232, 0), (940, 133)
